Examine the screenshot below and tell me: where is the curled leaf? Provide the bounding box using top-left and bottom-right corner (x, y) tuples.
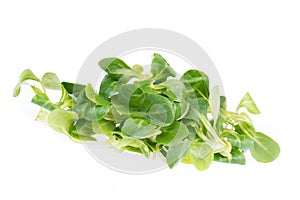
(13, 69), (41, 97)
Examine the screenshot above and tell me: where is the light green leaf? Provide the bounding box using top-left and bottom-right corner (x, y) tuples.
(209, 86), (220, 127)
(112, 138), (150, 158)
(151, 53), (176, 83)
(92, 119), (115, 137)
(190, 141), (214, 171)
(237, 92), (260, 114)
(13, 69), (41, 97)
(216, 96), (227, 131)
(156, 122), (189, 145)
(48, 109), (79, 134)
(166, 139), (190, 168)
(57, 84), (73, 109)
(250, 132), (280, 163)
(42, 72), (61, 90)
(69, 132), (97, 142)
(121, 118), (161, 139)
(85, 84), (109, 106)
(175, 102), (190, 120)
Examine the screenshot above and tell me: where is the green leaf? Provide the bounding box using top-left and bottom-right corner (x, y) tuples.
(69, 131), (97, 142)
(128, 86), (148, 112)
(85, 84), (109, 106)
(13, 69), (41, 97)
(112, 138), (150, 158)
(151, 53), (176, 83)
(209, 86), (220, 126)
(146, 94), (175, 127)
(161, 79), (186, 102)
(98, 57), (131, 80)
(237, 92), (260, 114)
(72, 120), (95, 136)
(175, 102), (190, 120)
(99, 74), (118, 99)
(181, 70), (209, 99)
(226, 133), (254, 151)
(72, 89), (110, 121)
(42, 72), (61, 90)
(214, 149), (246, 165)
(85, 105), (110, 121)
(166, 139), (190, 168)
(156, 122), (189, 145)
(61, 82), (86, 97)
(216, 96), (227, 131)
(111, 84), (137, 115)
(189, 141), (214, 171)
(250, 132), (280, 163)
(48, 109), (79, 135)
(73, 103), (109, 121)
(121, 118), (161, 139)
(184, 98), (209, 123)
(57, 84), (73, 109)
(31, 93), (59, 111)
(92, 119), (115, 137)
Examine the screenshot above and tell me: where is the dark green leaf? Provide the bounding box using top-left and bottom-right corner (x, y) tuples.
(214, 149), (246, 165)
(61, 82), (86, 97)
(99, 74), (118, 99)
(156, 122), (189, 145)
(226, 133), (254, 151)
(31, 93), (59, 111)
(181, 70), (209, 99)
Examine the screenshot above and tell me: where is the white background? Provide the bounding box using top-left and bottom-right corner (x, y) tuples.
(1, 0), (299, 199)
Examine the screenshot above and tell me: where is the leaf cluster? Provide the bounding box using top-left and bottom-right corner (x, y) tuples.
(13, 53), (280, 170)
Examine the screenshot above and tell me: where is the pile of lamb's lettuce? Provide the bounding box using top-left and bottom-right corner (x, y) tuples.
(13, 53), (280, 171)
